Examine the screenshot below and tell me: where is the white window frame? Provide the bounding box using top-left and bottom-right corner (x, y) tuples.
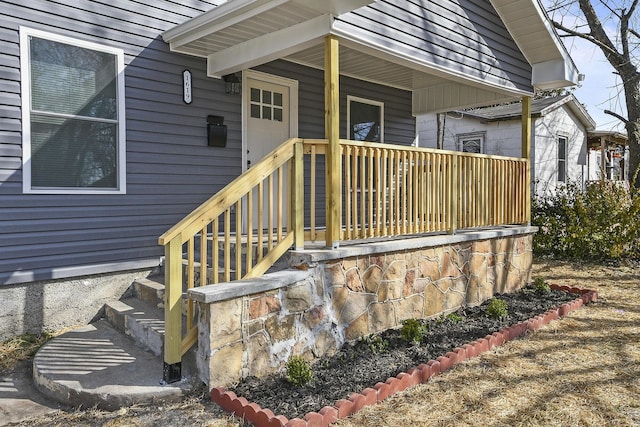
(347, 95), (384, 143)
(457, 132), (485, 154)
(557, 134), (568, 182)
(20, 27), (126, 194)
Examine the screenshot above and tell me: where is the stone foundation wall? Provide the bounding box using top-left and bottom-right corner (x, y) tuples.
(195, 233), (533, 388)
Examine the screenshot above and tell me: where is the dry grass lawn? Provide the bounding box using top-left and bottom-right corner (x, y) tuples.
(8, 259), (640, 426)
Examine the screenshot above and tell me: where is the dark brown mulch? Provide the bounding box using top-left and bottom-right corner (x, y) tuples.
(231, 287), (576, 420)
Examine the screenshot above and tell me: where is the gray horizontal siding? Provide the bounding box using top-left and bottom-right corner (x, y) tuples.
(257, 60), (415, 229)
(1, 1), (420, 285)
(0, 0), (240, 285)
(337, 0), (533, 92)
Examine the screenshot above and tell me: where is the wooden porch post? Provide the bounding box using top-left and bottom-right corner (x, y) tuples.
(522, 96), (531, 224)
(163, 237), (182, 383)
(325, 35), (341, 248)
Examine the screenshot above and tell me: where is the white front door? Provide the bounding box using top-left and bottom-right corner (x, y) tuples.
(243, 70), (298, 230)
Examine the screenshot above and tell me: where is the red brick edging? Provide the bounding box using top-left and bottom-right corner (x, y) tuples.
(211, 285), (598, 427)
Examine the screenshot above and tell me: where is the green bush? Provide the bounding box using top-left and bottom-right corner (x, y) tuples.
(400, 319), (427, 344)
(444, 312), (464, 323)
(487, 298), (508, 320)
(285, 355), (312, 387)
(532, 181), (640, 261)
(533, 276), (551, 294)
(361, 334), (389, 354)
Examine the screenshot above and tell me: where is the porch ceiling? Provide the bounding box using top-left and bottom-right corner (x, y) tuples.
(163, 0), (578, 112)
(162, 0), (451, 91)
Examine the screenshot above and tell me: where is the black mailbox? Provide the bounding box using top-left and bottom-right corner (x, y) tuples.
(207, 115), (227, 147)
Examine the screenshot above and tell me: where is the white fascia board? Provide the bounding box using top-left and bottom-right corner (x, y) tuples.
(491, 0), (579, 88)
(207, 14), (332, 77)
(532, 58), (580, 90)
(331, 22), (533, 97)
(292, 0), (374, 15)
(163, 0), (289, 49)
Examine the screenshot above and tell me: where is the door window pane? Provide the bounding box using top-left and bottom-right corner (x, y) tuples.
(249, 88), (284, 121)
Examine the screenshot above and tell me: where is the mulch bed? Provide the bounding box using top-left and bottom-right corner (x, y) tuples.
(214, 285), (596, 426)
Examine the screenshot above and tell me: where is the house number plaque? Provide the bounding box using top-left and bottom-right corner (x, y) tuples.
(183, 70), (192, 104)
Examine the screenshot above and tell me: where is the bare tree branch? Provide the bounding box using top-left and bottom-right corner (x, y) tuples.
(552, 19), (620, 57)
(605, 109), (630, 124)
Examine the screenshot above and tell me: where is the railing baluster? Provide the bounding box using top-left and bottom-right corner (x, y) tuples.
(310, 146), (316, 241)
(247, 190), (253, 276)
(257, 181), (263, 261)
(268, 174), (274, 251)
(358, 147), (367, 238)
(375, 148), (382, 237)
(236, 198), (242, 280)
(395, 150), (401, 235)
(277, 166), (283, 243)
(200, 226), (207, 287)
(368, 147), (374, 238)
(381, 149), (388, 236)
(224, 208), (230, 282)
(345, 145), (352, 240)
(212, 218), (219, 284)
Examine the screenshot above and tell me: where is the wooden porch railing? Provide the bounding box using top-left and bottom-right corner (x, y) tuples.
(158, 137), (528, 382)
(157, 137), (305, 383)
(303, 140), (528, 241)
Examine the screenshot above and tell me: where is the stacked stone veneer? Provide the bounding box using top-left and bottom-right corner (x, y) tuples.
(193, 233), (533, 388)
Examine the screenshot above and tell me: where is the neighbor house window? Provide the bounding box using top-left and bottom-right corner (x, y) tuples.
(347, 96), (384, 142)
(20, 27), (126, 194)
(457, 132), (485, 154)
(558, 135), (567, 182)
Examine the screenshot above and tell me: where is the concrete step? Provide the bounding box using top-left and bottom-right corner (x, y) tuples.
(33, 320), (192, 411)
(105, 297), (165, 356)
(132, 276), (165, 308)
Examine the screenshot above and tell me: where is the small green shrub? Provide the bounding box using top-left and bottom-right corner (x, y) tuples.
(445, 313), (464, 323)
(533, 276), (551, 294)
(285, 355), (312, 387)
(361, 334), (389, 354)
(400, 319), (427, 344)
(486, 298), (508, 320)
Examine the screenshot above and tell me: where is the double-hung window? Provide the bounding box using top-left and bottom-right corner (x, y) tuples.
(21, 27), (126, 194)
(557, 135), (567, 182)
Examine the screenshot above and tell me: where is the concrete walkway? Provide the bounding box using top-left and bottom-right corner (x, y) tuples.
(0, 360), (62, 426)
(1, 320), (194, 425)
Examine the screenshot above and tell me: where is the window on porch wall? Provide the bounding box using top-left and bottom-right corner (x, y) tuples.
(345, 96), (385, 232)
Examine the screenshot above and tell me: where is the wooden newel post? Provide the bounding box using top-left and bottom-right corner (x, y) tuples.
(522, 96), (532, 225)
(325, 35), (341, 248)
(163, 236), (183, 383)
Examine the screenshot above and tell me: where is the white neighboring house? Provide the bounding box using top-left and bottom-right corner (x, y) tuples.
(417, 94), (596, 197)
(586, 131), (629, 184)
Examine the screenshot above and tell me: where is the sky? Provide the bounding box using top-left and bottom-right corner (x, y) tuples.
(564, 35), (626, 132)
(543, 0), (628, 132)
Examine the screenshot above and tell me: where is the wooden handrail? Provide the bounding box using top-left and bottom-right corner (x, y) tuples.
(159, 137), (301, 246)
(159, 137), (303, 384)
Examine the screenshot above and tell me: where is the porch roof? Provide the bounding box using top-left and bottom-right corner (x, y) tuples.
(162, 0), (579, 113)
(459, 94), (596, 131)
